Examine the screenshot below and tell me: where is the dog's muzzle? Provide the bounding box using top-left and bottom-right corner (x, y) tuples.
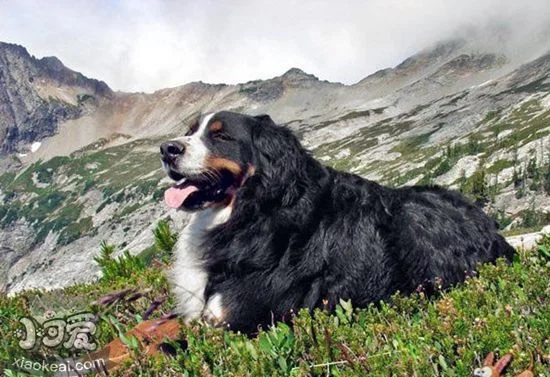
(160, 141), (185, 164)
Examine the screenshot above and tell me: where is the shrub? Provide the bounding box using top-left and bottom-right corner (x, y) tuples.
(460, 168), (489, 206)
(152, 220), (178, 263)
(2, 235), (550, 376)
(94, 241), (146, 282)
(433, 158), (453, 177)
(488, 208), (513, 230)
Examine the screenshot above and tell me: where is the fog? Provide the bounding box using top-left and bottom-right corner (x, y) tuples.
(1, 0), (549, 92)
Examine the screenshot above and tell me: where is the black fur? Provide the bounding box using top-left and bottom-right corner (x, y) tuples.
(195, 112), (515, 334)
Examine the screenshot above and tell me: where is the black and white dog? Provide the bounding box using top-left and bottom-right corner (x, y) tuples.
(160, 111), (514, 334)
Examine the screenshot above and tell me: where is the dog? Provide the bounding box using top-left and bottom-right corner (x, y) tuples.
(160, 111), (515, 334)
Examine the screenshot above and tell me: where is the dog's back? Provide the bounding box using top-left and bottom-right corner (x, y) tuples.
(309, 170), (514, 309)
(387, 184), (514, 294)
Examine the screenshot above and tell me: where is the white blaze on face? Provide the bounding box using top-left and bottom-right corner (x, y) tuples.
(174, 113), (215, 174)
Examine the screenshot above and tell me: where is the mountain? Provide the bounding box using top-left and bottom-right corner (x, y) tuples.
(0, 42), (112, 156)
(1, 39), (550, 293)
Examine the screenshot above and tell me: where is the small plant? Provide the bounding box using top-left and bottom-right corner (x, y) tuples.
(433, 158), (453, 177)
(153, 220), (178, 262)
(258, 322), (297, 374)
(460, 167), (489, 206)
(94, 241), (146, 282)
(154, 220), (177, 254)
(537, 234), (550, 260)
(489, 208), (513, 230)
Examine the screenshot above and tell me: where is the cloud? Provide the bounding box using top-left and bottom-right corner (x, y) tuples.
(1, 0), (549, 92)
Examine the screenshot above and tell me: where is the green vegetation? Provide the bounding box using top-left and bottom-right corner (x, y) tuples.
(397, 101), (550, 190)
(390, 124), (443, 157)
(459, 167), (490, 206)
(58, 216), (94, 246)
(486, 159), (514, 175)
(2, 228), (550, 376)
(0, 171), (16, 189)
(138, 219), (179, 265)
(391, 132), (433, 156)
(488, 208), (514, 231)
(515, 206), (550, 232)
(481, 110), (501, 124)
(94, 240), (146, 282)
(387, 167), (424, 187)
(152, 219), (178, 260)
(0, 136), (166, 248)
(313, 118), (414, 173)
(339, 107), (387, 121)
(511, 149), (550, 200)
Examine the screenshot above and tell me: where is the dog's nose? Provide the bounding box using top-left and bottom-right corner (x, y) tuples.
(160, 141), (185, 161)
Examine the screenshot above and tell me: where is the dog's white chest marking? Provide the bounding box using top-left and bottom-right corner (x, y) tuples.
(170, 206), (231, 322)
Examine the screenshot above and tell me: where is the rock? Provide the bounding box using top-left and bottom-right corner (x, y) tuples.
(506, 228), (547, 251)
(0, 42), (112, 155)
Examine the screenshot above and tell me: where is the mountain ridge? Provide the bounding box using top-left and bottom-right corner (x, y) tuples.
(0, 42), (113, 155)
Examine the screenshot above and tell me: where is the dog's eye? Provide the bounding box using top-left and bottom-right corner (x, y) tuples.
(211, 131), (233, 141)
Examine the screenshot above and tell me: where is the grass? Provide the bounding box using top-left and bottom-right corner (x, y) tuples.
(339, 107), (387, 121)
(391, 124), (444, 157)
(481, 110), (501, 124)
(1, 224), (549, 376)
(487, 159), (514, 175)
(387, 166), (426, 187)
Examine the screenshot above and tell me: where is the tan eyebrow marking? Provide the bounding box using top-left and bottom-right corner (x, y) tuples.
(209, 121), (223, 133)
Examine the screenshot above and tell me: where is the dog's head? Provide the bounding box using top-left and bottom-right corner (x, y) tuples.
(161, 111), (309, 211)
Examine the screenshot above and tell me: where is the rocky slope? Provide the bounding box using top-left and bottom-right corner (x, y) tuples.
(0, 42), (112, 155)
(1, 38), (550, 293)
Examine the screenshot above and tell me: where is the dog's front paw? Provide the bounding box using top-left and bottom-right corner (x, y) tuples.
(202, 294), (226, 326)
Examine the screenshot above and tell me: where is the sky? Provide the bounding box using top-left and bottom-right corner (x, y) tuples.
(1, 0), (549, 93)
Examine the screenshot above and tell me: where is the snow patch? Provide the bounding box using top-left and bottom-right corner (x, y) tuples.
(31, 142), (42, 153)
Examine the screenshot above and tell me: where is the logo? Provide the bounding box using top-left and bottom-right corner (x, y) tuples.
(16, 311), (98, 351)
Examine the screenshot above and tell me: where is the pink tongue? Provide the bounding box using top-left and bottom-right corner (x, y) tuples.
(164, 185), (199, 208)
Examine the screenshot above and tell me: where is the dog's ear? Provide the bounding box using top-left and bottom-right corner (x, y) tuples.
(251, 114), (294, 169)
(251, 114), (306, 207)
(253, 114), (275, 125)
